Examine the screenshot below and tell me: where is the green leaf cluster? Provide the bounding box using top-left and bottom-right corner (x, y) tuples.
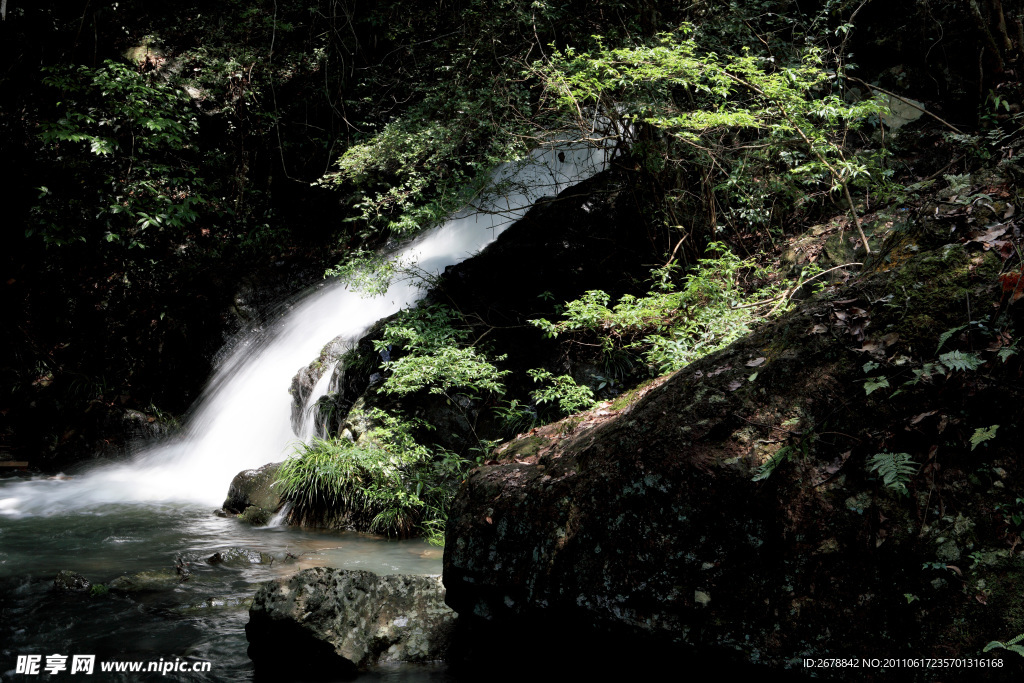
(374, 304), (509, 397)
(527, 369), (597, 416)
(970, 425), (999, 451)
(984, 632), (1024, 658)
(32, 60), (207, 250)
(752, 444), (794, 482)
(533, 26), (887, 237)
(531, 243), (782, 376)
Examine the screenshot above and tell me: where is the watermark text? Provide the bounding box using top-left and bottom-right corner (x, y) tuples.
(15, 655), (211, 676)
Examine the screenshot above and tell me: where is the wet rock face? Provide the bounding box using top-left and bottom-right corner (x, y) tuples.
(246, 568), (456, 676)
(443, 413), (767, 658)
(53, 570), (91, 592)
(222, 463), (283, 523)
(289, 333), (349, 435)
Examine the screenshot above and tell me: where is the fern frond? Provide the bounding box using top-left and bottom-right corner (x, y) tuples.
(984, 631), (1024, 658)
(970, 425), (999, 451)
(752, 445), (792, 482)
(867, 452), (918, 494)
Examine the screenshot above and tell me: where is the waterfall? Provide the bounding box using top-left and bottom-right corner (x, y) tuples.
(0, 142), (609, 517)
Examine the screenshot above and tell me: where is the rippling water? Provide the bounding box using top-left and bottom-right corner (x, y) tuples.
(0, 501), (445, 682)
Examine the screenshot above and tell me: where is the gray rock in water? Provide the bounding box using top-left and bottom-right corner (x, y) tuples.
(222, 463), (283, 524)
(207, 548), (275, 567)
(246, 568), (456, 676)
(53, 570), (91, 592)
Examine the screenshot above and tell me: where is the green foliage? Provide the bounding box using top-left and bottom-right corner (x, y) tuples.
(866, 452), (919, 495)
(984, 632), (1024, 658)
(312, 1), (858, 249)
(275, 409), (470, 543)
(752, 444), (794, 482)
(970, 425), (999, 451)
(527, 369), (597, 417)
(998, 347), (1019, 362)
(493, 398), (538, 437)
(534, 27), (887, 236)
(936, 324), (969, 353)
(320, 105), (526, 237)
(374, 304), (509, 397)
(995, 498), (1024, 527)
(325, 249), (410, 297)
(531, 244), (782, 377)
(32, 60), (206, 249)
(939, 350), (984, 372)
(863, 377), (890, 395)
(314, 0), (566, 243)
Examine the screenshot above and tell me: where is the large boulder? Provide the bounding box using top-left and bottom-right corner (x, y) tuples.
(246, 568), (456, 677)
(443, 221), (1024, 678)
(222, 463), (283, 524)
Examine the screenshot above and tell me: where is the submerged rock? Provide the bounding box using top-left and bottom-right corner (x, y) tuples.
(109, 570), (184, 592)
(222, 463), (283, 524)
(207, 548), (275, 567)
(53, 570), (91, 592)
(246, 568), (455, 676)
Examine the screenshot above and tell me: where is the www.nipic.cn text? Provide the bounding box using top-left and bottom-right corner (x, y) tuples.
(15, 654), (212, 676)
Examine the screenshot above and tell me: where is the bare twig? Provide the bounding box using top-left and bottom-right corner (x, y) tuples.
(663, 229), (689, 267)
(846, 76), (964, 135)
(731, 262), (863, 311)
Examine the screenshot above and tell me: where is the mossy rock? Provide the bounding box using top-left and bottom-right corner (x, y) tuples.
(239, 505), (272, 526)
(223, 463), (283, 521)
(109, 570), (182, 592)
(501, 435), (547, 460)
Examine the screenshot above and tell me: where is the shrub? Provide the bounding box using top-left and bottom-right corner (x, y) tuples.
(275, 409), (471, 544)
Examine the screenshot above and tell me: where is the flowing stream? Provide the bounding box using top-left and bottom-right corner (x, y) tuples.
(0, 142), (608, 681)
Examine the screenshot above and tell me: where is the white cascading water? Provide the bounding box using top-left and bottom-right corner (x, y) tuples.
(0, 141), (608, 517)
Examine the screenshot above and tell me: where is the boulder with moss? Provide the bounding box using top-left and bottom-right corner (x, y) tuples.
(222, 462), (283, 524)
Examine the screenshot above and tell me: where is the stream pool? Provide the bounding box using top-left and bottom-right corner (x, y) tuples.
(0, 490), (448, 682)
